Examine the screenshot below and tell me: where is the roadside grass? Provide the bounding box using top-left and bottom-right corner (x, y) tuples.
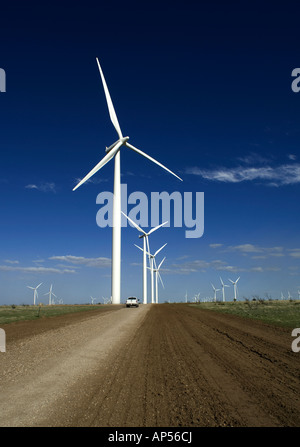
(0, 304), (113, 325)
(189, 300), (300, 328)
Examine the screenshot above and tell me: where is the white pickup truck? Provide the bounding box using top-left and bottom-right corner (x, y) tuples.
(126, 297), (139, 308)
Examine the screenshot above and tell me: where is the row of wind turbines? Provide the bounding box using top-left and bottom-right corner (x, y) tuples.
(72, 58), (182, 305)
(211, 276), (240, 302)
(26, 283), (63, 306)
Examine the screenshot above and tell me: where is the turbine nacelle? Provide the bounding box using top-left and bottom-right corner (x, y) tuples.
(105, 136), (129, 153)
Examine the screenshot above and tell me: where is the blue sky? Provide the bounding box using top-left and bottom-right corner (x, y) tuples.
(1, 1), (300, 304)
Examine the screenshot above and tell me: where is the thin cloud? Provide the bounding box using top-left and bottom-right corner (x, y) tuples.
(186, 163), (300, 186)
(49, 255), (111, 268)
(4, 259), (19, 264)
(287, 249), (300, 258)
(25, 182), (57, 193)
(0, 265), (76, 274)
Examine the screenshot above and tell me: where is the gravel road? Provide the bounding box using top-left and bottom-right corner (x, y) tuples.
(0, 303), (299, 427)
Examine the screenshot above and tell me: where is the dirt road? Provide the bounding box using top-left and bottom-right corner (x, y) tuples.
(0, 304), (299, 427)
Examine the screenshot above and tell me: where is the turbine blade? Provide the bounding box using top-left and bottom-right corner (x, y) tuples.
(27, 286), (34, 290)
(121, 211), (146, 234)
(157, 256), (166, 270)
(236, 277), (240, 283)
(36, 283), (42, 289)
(73, 140), (122, 191)
(147, 221), (168, 236)
(125, 142), (182, 181)
(154, 243), (167, 257)
(96, 58), (123, 139)
(158, 271), (164, 288)
(134, 244), (151, 257)
(228, 279), (234, 284)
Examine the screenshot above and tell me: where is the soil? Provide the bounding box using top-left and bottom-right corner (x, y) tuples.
(0, 303), (299, 427)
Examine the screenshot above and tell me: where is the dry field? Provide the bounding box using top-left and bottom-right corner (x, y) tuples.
(0, 303), (299, 427)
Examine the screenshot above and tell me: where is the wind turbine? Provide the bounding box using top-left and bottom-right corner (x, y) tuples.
(136, 243), (167, 303)
(122, 211), (167, 304)
(27, 283), (42, 306)
(211, 283), (220, 302)
(194, 292), (201, 303)
(281, 292), (285, 300)
(44, 284), (57, 305)
(298, 290), (300, 300)
(91, 296), (97, 304)
(220, 277), (229, 302)
(153, 257), (165, 304)
(228, 276), (240, 301)
(73, 59), (182, 305)
(288, 291), (292, 300)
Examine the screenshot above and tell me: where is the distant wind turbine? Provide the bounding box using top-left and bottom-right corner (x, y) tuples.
(220, 277), (229, 302)
(44, 284), (57, 305)
(72, 58), (182, 305)
(122, 211), (167, 304)
(27, 283), (42, 306)
(228, 277), (240, 301)
(211, 283), (220, 302)
(91, 296), (97, 304)
(153, 257), (166, 304)
(136, 243), (167, 303)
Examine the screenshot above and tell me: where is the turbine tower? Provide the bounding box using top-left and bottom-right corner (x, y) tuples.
(228, 276), (240, 301)
(122, 211), (167, 304)
(44, 284), (57, 305)
(135, 243), (167, 303)
(27, 283), (42, 306)
(211, 283), (220, 302)
(220, 277), (229, 302)
(73, 59), (182, 305)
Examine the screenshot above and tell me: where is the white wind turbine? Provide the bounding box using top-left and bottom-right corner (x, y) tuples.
(27, 282), (42, 306)
(136, 243), (167, 303)
(228, 276), (240, 301)
(298, 290), (300, 300)
(194, 292), (201, 303)
(220, 277), (229, 302)
(91, 296), (97, 304)
(211, 283), (220, 302)
(153, 257), (166, 304)
(44, 284), (57, 305)
(122, 211), (167, 304)
(73, 58), (182, 305)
